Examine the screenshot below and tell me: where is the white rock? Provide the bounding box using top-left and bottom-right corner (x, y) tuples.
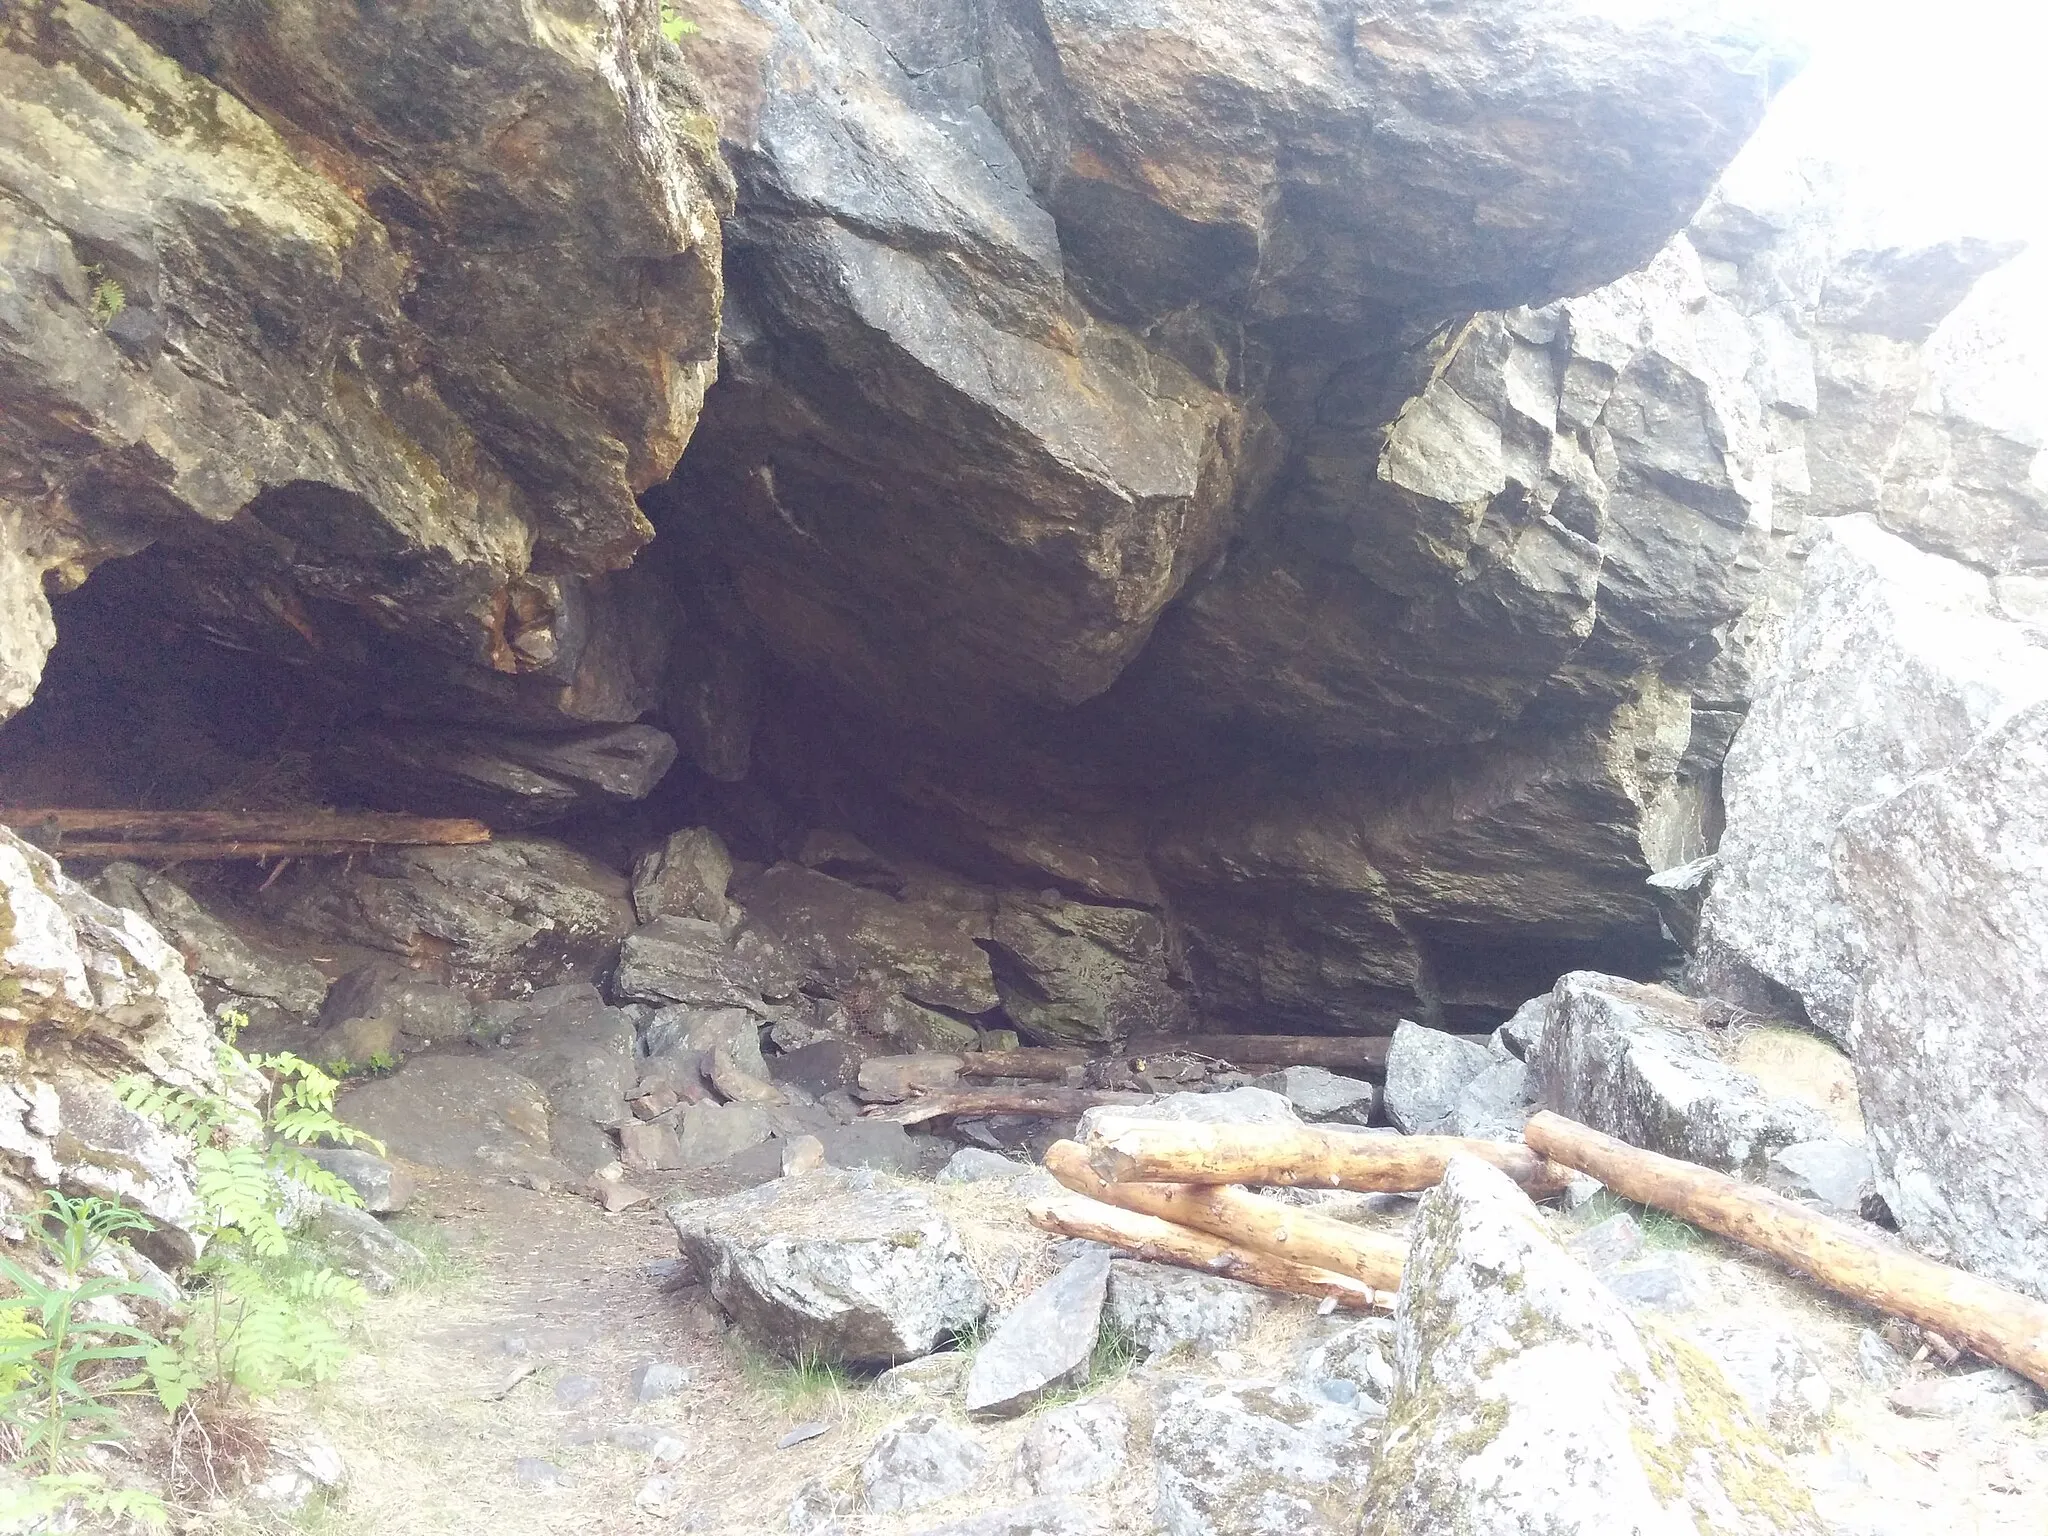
(1383, 1021), (1496, 1135)
(1533, 971), (1834, 1176)
(1692, 516), (2048, 1045)
(1359, 1156), (1825, 1536)
(1151, 1376), (1376, 1536)
(1103, 1259), (1265, 1360)
(862, 1414), (986, 1513)
(1836, 699), (2048, 1298)
(1016, 1399), (1129, 1496)
(667, 1168), (987, 1366)
(1690, 1323), (1832, 1451)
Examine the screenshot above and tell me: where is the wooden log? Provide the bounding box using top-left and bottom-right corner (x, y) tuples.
(1524, 1111), (2048, 1392)
(956, 1048), (1091, 1081)
(1024, 1191), (1392, 1311)
(1125, 1033), (1393, 1076)
(1043, 1140), (1404, 1291)
(2, 808), (491, 859)
(863, 1086), (1151, 1126)
(1084, 1116), (1574, 1199)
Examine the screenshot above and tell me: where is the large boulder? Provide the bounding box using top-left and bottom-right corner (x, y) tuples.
(666, 1167), (987, 1366)
(1532, 972), (1835, 1177)
(1834, 699), (2048, 1299)
(0, 0), (724, 727)
(1691, 516), (2048, 1043)
(263, 840), (635, 987)
(985, 893), (1189, 1048)
(1358, 1156), (1824, 1535)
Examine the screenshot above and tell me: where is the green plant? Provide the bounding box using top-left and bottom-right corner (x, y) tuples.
(659, 1), (697, 42)
(118, 1045), (380, 1407)
(80, 263), (125, 328)
(0, 1194), (160, 1476)
(736, 1343), (847, 1415)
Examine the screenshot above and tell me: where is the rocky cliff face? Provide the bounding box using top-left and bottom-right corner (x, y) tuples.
(0, 0), (2030, 1043)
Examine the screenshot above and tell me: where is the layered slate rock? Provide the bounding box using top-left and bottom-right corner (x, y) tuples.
(734, 865), (999, 1016)
(1532, 972), (1834, 1177)
(1691, 516), (2048, 1043)
(1835, 700), (2048, 1300)
(0, 829), (255, 1260)
(666, 1168), (987, 1366)
(1359, 1157), (1824, 1536)
(324, 723), (679, 828)
(93, 862), (329, 1033)
(985, 894), (1189, 1048)
(0, 0), (724, 730)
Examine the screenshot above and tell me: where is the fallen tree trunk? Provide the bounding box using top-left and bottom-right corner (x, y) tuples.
(956, 1048), (1091, 1081)
(1084, 1116), (1574, 1199)
(2, 808), (491, 859)
(1126, 1033), (1392, 1076)
(1524, 1111), (2048, 1392)
(864, 1086), (1150, 1126)
(1044, 1140), (1404, 1291)
(1024, 1191), (1391, 1311)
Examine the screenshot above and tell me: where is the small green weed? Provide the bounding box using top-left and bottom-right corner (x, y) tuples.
(659, 2), (697, 42)
(736, 1343), (849, 1415)
(0, 1193), (172, 1529)
(80, 264), (125, 328)
(1574, 1191), (1705, 1252)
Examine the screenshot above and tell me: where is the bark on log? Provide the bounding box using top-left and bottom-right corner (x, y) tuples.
(2, 808), (492, 858)
(1043, 1141), (1405, 1291)
(1084, 1116), (1573, 1199)
(1024, 1191), (1392, 1311)
(1524, 1111), (2048, 1392)
(863, 1086), (1151, 1126)
(956, 1048), (1091, 1081)
(1125, 1034), (1391, 1076)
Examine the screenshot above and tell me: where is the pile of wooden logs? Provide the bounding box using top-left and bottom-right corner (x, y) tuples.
(1027, 1108), (2048, 1392)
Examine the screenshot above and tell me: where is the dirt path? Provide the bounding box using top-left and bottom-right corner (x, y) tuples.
(226, 1168), (2048, 1536)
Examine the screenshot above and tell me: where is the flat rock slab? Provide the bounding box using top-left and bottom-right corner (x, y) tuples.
(336, 1054), (554, 1174)
(965, 1250), (1110, 1418)
(1358, 1156), (1824, 1535)
(667, 1168), (987, 1367)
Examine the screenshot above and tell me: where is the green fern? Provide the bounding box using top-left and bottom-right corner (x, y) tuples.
(659, 1), (697, 42)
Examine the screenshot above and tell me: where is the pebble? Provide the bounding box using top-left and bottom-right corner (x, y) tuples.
(632, 1360), (690, 1403)
(554, 1373), (601, 1408)
(778, 1421), (831, 1449)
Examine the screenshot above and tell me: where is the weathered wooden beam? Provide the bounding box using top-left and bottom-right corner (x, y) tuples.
(1025, 1191), (1391, 1311)
(862, 1086), (1151, 1125)
(1, 808), (491, 859)
(955, 1047), (1092, 1081)
(1084, 1116), (1573, 1199)
(1126, 1033), (1393, 1076)
(1525, 1111), (2048, 1392)
(1043, 1140), (1405, 1291)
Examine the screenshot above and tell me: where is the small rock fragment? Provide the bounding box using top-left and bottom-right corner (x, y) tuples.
(631, 1360), (690, 1402)
(782, 1134), (826, 1177)
(861, 1414), (986, 1513)
(1016, 1399), (1128, 1496)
